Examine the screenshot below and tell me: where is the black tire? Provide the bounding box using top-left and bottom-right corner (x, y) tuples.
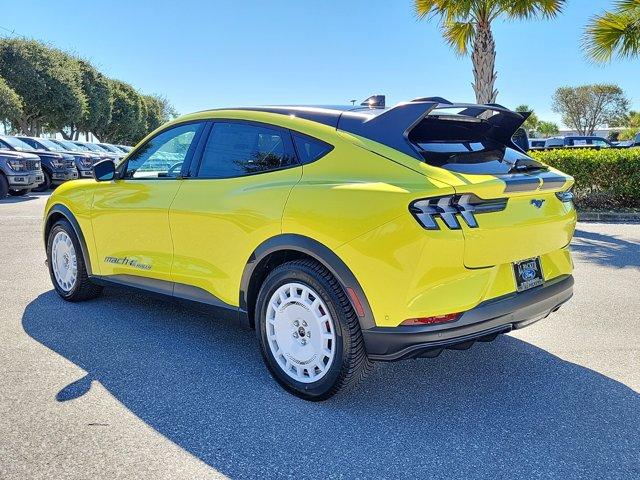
(47, 219), (103, 302)
(33, 170), (52, 192)
(255, 259), (373, 401)
(0, 174), (8, 199)
(8, 188), (30, 196)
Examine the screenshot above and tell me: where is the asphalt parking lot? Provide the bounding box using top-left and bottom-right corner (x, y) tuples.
(1, 193), (638, 479)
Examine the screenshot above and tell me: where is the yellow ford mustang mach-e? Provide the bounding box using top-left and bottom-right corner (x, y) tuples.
(43, 96), (576, 400)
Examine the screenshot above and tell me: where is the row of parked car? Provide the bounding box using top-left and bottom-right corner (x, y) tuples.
(0, 136), (132, 199)
(528, 133), (640, 151)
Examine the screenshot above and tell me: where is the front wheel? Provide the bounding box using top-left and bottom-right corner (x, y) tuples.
(47, 219), (103, 301)
(255, 259), (373, 401)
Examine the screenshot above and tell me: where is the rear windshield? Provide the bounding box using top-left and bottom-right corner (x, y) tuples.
(408, 119), (545, 175)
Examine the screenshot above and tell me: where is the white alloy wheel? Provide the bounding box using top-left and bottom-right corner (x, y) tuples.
(51, 231), (78, 292)
(265, 282), (337, 383)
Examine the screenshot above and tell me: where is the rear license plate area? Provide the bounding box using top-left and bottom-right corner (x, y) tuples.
(513, 257), (544, 292)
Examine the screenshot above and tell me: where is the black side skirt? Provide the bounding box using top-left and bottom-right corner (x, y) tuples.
(90, 274), (244, 324)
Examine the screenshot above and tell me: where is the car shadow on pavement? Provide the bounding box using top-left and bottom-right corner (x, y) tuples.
(572, 228), (640, 269)
(0, 194), (40, 204)
(23, 289), (639, 479)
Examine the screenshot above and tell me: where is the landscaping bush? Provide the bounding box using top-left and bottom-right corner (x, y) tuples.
(530, 148), (640, 209)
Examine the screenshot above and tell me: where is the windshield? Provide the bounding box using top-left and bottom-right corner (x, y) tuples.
(52, 139), (83, 152)
(36, 138), (67, 152)
(1, 136), (35, 152)
(98, 143), (120, 153)
(77, 142), (107, 153)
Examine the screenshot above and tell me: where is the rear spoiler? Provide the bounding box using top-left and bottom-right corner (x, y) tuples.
(337, 97), (530, 160)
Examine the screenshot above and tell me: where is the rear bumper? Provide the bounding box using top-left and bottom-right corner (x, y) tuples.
(362, 275), (573, 361)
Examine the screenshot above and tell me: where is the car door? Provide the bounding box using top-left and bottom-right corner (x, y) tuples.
(91, 122), (205, 283)
(169, 120), (302, 306)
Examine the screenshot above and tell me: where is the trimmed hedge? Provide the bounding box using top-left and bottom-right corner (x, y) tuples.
(530, 148), (640, 209)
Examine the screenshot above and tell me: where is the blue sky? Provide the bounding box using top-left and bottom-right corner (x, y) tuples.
(3, 0), (639, 126)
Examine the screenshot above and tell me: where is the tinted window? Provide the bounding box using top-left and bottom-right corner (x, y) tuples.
(17, 138), (39, 149)
(293, 134), (333, 163)
(198, 122), (295, 178)
(125, 123), (202, 179)
(414, 139), (544, 174)
(1, 136), (33, 151)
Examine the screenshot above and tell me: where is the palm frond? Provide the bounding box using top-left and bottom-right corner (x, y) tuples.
(584, 0), (640, 62)
(442, 21), (476, 56)
(414, 0), (475, 23)
(498, 0), (566, 21)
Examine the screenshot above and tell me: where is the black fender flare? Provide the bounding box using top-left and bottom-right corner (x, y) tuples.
(44, 204), (93, 275)
(239, 234), (376, 330)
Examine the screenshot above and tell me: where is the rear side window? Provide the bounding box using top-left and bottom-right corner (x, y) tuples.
(198, 122), (296, 178)
(292, 134), (333, 164)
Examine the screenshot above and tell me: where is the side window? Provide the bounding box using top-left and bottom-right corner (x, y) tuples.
(198, 122), (296, 178)
(124, 123), (202, 179)
(292, 133), (333, 164)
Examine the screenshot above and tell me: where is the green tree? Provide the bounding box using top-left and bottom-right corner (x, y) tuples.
(99, 80), (146, 144)
(64, 60), (112, 140)
(0, 38), (86, 135)
(618, 111), (640, 139)
(536, 120), (560, 137)
(552, 84), (629, 135)
(0, 76), (23, 131)
(514, 104), (539, 132)
(584, 0), (640, 62)
(142, 94), (178, 133)
(414, 0), (566, 104)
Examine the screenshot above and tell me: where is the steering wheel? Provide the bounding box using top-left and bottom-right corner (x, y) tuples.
(166, 161), (183, 177)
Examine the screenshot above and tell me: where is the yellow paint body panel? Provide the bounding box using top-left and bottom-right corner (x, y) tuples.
(44, 108), (576, 329)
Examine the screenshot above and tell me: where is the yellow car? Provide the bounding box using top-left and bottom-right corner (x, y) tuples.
(43, 96), (576, 400)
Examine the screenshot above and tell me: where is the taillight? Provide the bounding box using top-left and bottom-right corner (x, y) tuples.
(409, 194), (507, 230)
(401, 312), (460, 326)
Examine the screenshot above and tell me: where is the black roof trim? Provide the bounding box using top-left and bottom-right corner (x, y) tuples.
(197, 98), (529, 160)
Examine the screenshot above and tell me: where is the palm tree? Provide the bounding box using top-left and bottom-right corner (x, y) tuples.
(414, 1), (566, 104)
(584, 0), (640, 62)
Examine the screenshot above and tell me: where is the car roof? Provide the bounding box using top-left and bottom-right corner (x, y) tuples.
(193, 104), (386, 129)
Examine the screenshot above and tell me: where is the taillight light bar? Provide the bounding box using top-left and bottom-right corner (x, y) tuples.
(401, 312), (461, 326)
(409, 193), (507, 230)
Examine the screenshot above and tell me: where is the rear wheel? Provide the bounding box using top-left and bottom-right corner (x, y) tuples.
(8, 188), (30, 196)
(33, 170), (52, 192)
(255, 259), (373, 401)
(47, 219), (103, 301)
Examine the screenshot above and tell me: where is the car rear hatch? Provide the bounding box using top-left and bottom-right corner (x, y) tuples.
(406, 104), (575, 268)
(336, 98), (576, 268)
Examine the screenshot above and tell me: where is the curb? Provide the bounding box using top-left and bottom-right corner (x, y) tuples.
(578, 211), (640, 223)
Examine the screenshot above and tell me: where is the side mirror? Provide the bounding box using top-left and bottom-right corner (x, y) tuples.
(93, 159), (115, 182)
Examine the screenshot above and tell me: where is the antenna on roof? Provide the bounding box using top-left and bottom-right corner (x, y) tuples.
(361, 95), (385, 108)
